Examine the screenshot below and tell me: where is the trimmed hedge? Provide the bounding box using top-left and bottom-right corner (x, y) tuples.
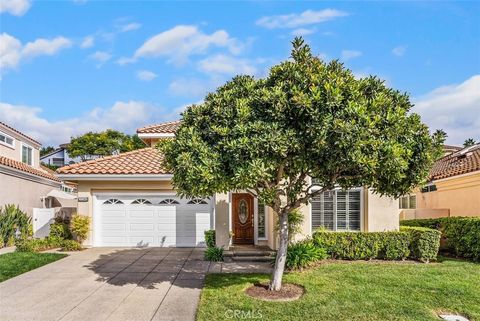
(400, 226), (441, 262)
(15, 237), (62, 252)
(313, 228), (440, 262)
(401, 217), (480, 261)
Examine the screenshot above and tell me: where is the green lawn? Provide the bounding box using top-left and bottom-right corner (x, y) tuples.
(198, 258), (480, 321)
(0, 252), (67, 282)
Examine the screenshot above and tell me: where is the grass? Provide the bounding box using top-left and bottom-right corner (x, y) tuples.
(198, 258), (480, 321)
(0, 252), (67, 282)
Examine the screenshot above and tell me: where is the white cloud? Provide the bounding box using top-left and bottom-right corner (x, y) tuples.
(0, 33), (22, 70)
(0, 0), (31, 16)
(341, 50), (362, 61)
(198, 54), (257, 76)
(89, 51), (111, 62)
(291, 28), (316, 36)
(169, 78), (220, 97)
(392, 45), (407, 57)
(0, 100), (182, 146)
(22, 37), (72, 58)
(413, 75), (480, 145)
(0, 33), (72, 72)
(119, 22), (141, 32)
(120, 25), (243, 65)
(136, 70), (157, 81)
(256, 9), (348, 29)
(80, 36), (94, 48)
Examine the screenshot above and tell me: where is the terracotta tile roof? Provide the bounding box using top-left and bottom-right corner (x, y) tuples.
(56, 148), (169, 175)
(0, 156), (60, 182)
(137, 120), (181, 134)
(430, 144), (480, 180)
(0, 121), (41, 146)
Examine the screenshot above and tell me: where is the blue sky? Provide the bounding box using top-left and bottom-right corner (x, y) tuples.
(1, 0), (479, 146)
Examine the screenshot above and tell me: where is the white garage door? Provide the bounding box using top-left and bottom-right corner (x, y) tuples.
(94, 194), (213, 247)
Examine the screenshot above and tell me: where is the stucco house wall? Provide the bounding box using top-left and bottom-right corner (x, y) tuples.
(412, 171), (480, 218)
(0, 172), (58, 216)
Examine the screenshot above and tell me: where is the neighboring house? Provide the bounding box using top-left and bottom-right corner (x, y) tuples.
(400, 143), (480, 220)
(57, 120), (399, 249)
(0, 121), (62, 216)
(40, 143), (82, 167)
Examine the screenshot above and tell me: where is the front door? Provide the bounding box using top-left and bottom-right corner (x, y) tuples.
(232, 193), (254, 244)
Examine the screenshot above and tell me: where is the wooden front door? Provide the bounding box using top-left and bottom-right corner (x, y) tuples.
(232, 193), (254, 244)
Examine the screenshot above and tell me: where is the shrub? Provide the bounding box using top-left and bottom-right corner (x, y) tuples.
(15, 237), (63, 252)
(400, 226), (441, 262)
(49, 223), (72, 240)
(71, 215), (90, 244)
(61, 240), (82, 251)
(204, 246), (224, 262)
(285, 240), (327, 270)
(204, 230), (216, 248)
(401, 217), (480, 261)
(0, 205), (32, 247)
(313, 231), (411, 261)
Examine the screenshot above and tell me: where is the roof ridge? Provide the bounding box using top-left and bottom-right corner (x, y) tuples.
(137, 120), (181, 132)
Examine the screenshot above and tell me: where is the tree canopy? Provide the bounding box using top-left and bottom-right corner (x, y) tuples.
(40, 146), (55, 157)
(160, 37), (444, 290)
(464, 138), (477, 147)
(67, 129), (145, 161)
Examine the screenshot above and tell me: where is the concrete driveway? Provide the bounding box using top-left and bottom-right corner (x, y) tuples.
(0, 247), (209, 321)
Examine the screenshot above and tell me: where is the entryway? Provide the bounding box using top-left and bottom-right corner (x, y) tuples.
(231, 193), (254, 245)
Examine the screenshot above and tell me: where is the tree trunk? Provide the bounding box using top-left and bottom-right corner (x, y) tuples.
(269, 211), (289, 291)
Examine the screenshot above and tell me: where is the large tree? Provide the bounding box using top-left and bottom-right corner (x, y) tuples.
(67, 130), (145, 161)
(160, 38), (444, 291)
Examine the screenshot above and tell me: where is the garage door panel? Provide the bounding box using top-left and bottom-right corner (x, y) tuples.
(101, 209), (127, 218)
(101, 223), (126, 232)
(129, 210), (155, 218)
(95, 195), (212, 247)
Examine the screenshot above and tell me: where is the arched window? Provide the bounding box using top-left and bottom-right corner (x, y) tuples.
(131, 198), (152, 205)
(159, 198), (180, 205)
(103, 199), (123, 205)
(187, 198), (208, 205)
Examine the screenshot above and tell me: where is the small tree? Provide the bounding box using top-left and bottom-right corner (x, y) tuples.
(464, 138), (476, 147)
(160, 37), (444, 291)
(70, 215), (90, 244)
(67, 130), (145, 161)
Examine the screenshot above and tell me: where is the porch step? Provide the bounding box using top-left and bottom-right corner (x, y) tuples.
(231, 256), (273, 262)
(224, 246), (276, 262)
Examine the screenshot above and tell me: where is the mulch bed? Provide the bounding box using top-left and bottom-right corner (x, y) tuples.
(245, 283), (304, 301)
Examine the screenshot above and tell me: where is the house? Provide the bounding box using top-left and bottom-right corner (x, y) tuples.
(400, 143), (480, 219)
(57, 120), (399, 249)
(0, 121), (62, 216)
(40, 143), (82, 167)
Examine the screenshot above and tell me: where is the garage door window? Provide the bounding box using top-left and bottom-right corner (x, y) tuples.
(103, 198), (123, 204)
(159, 198), (180, 205)
(131, 198), (152, 205)
(188, 198), (208, 204)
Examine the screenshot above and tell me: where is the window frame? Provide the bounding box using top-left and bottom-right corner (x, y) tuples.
(21, 143), (34, 166)
(159, 198), (180, 205)
(399, 194), (417, 209)
(0, 131), (15, 149)
(310, 186), (363, 232)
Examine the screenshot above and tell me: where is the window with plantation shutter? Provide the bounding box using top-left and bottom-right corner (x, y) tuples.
(311, 188), (362, 231)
